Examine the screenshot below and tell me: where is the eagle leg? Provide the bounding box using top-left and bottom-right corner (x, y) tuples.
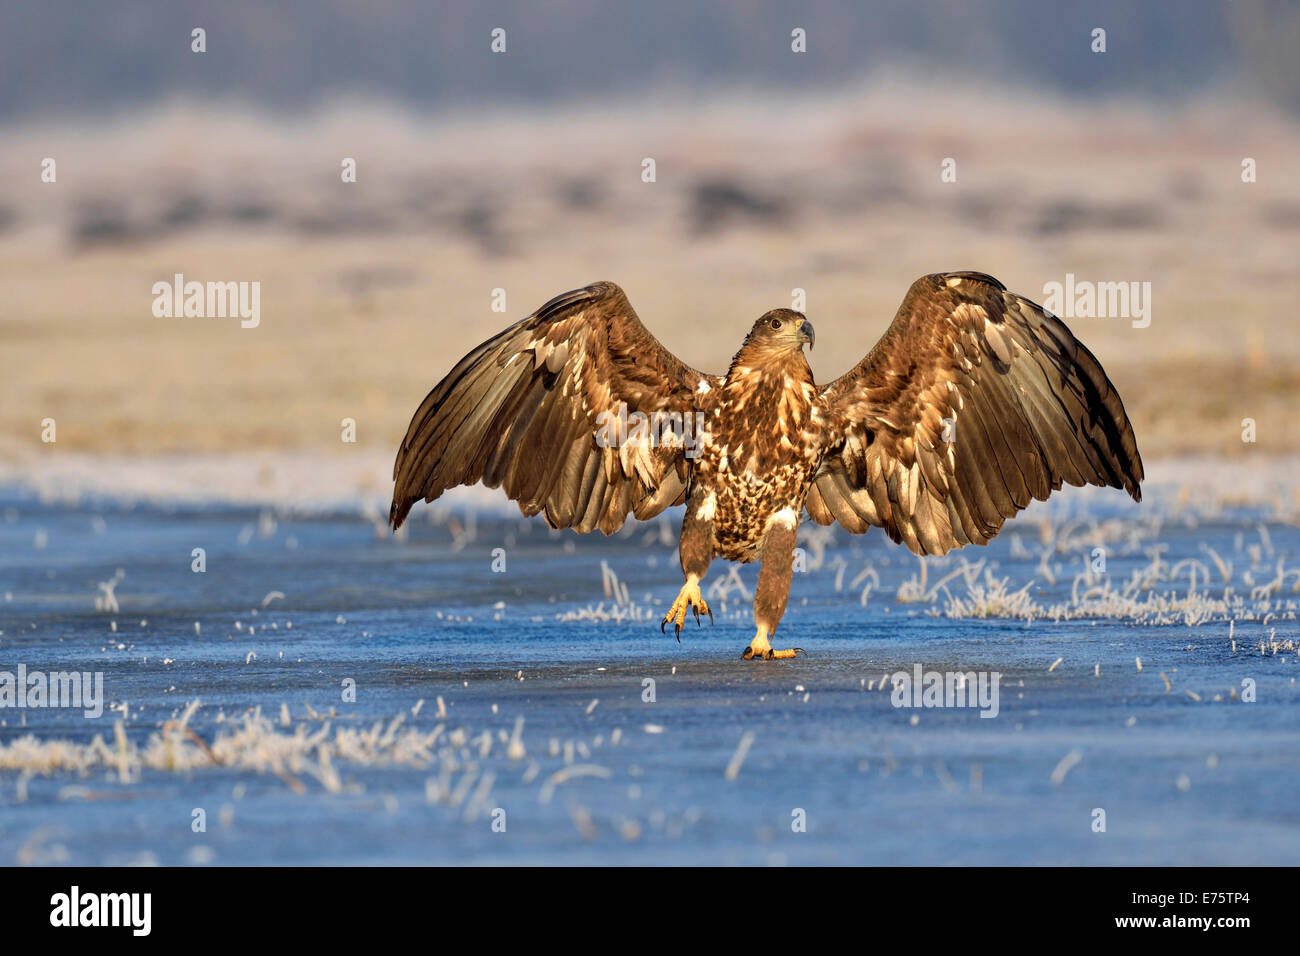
(742, 520), (803, 661)
(662, 499), (716, 640)
(661, 575), (711, 640)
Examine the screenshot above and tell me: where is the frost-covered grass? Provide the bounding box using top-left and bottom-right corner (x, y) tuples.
(862, 506), (1300, 627)
(0, 696), (638, 835)
(546, 489), (1300, 633)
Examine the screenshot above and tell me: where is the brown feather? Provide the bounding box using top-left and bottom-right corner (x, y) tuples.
(812, 272), (1143, 555)
(390, 282), (715, 532)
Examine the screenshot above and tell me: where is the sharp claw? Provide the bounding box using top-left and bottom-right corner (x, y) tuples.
(742, 647), (755, 660)
(661, 619), (667, 633)
(706, 608), (714, 626)
(692, 605), (700, 626)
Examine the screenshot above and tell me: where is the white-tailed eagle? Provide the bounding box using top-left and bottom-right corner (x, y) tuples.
(391, 273), (1143, 659)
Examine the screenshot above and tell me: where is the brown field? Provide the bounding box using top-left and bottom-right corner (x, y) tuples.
(2, 84), (1297, 489)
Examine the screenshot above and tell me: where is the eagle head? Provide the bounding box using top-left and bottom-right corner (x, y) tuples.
(743, 310), (815, 357)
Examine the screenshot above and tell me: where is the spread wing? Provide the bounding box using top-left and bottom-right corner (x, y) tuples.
(807, 272), (1144, 555)
(391, 281), (718, 534)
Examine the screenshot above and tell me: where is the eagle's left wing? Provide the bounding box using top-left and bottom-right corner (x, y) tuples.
(807, 272), (1143, 555)
(391, 282), (718, 535)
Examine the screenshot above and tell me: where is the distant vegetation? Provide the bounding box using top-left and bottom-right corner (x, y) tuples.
(2, 0), (1298, 121)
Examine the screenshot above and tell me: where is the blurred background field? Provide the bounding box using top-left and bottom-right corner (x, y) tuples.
(0, 0), (1298, 496)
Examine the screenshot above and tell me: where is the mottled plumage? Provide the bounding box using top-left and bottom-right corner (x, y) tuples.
(391, 274), (1143, 660)
(390, 282), (704, 536)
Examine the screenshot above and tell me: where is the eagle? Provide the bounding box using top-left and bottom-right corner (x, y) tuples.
(390, 273), (1143, 660)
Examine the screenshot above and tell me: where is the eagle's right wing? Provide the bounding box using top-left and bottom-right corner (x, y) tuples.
(807, 272), (1144, 555)
(391, 282), (718, 534)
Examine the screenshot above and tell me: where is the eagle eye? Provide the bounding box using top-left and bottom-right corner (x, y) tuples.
(769, 317), (782, 330)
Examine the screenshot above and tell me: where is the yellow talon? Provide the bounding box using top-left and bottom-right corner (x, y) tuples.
(742, 630), (804, 661)
(661, 576), (711, 640)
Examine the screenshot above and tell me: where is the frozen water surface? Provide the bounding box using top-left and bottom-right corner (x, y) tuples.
(0, 483), (1297, 866)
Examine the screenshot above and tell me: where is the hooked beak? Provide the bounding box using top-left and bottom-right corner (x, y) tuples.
(798, 318), (815, 350)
